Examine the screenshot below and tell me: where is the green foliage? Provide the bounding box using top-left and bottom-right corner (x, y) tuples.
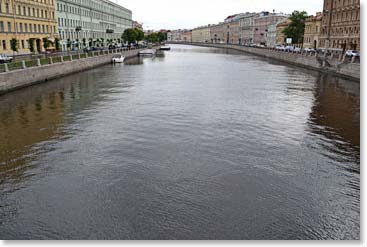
(282, 10), (308, 45)
(10, 38), (18, 52)
(27, 38), (35, 53)
(42, 37), (51, 50)
(122, 28), (145, 44)
(55, 38), (61, 51)
(82, 38), (86, 47)
(145, 31), (167, 43)
(67, 38), (71, 49)
(89, 38), (93, 47)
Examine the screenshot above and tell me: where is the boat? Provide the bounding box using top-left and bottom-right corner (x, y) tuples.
(139, 49), (156, 56)
(112, 55), (125, 63)
(160, 45), (171, 51)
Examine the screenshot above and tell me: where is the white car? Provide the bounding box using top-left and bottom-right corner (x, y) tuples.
(345, 50), (360, 57)
(294, 47), (302, 53)
(304, 47), (316, 52)
(0, 54), (13, 64)
(285, 46), (294, 52)
(275, 45), (285, 51)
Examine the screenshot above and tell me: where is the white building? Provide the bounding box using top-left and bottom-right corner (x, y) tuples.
(56, 0), (132, 51)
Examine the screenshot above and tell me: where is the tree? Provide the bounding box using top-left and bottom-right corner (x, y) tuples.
(82, 38), (86, 48)
(122, 28), (144, 44)
(89, 38), (93, 47)
(10, 38), (18, 56)
(27, 38), (35, 53)
(75, 39), (79, 49)
(282, 10), (308, 46)
(67, 38), (71, 51)
(55, 38), (61, 51)
(42, 37), (51, 51)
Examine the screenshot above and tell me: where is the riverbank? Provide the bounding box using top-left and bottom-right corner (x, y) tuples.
(168, 42), (360, 82)
(0, 48), (144, 95)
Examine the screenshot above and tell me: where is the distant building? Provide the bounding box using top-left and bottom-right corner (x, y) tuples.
(181, 30), (192, 42)
(253, 12), (288, 45)
(167, 29), (191, 42)
(239, 13), (259, 45)
(133, 21), (143, 31)
(192, 26), (210, 43)
(319, 0), (360, 51)
(265, 19), (287, 47)
(303, 13), (322, 49)
(210, 23), (226, 44)
(276, 19), (291, 45)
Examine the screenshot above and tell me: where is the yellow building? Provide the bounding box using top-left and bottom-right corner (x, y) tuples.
(192, 26), (211, 43)
(0, 0), (58, 55)
(303, 13), (322, 49)
(276, 19), (291, 45)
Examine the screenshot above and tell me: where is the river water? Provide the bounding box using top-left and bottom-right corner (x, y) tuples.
(0, 45), (360, 240)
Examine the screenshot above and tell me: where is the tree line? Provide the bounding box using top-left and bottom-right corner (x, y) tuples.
(8, 28), (167, 55)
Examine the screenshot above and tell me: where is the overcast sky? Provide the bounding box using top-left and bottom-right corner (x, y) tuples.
(117, 0), (324, 30)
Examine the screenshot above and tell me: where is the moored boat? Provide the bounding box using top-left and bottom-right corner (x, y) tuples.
(139, 49), (156, 56)
(160, 45), (171, 51)
(112, 55), (125, 63)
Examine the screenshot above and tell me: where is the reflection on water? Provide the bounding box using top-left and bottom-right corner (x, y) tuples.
(0, 45), (360, 240)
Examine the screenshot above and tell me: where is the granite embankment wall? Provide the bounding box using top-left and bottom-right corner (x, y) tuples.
(0, 49), (141, 94)
(169, 42), (360, 82)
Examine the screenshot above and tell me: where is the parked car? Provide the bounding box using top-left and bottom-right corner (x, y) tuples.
(275, 45), (286, 51)
(345, 50), (360, 57)
(304, 47), (316, 52)
(294, 47), (302, 53)
(0, 54), (13, 64)
(285, 45), (294, 52)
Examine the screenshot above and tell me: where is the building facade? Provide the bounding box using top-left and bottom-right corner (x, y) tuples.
(0, 0), (58, 55)
(56, 0), (132, 51)
(167, 29), (191, 42)
(239, 13), (258, 45)
(319, 0), (360, 51)
(276, 19), (291, 45)
(192, 26), (210, 43)
(253, 12), (288, 45)
(133, 21), (143, 31)
(210, 23), (226, 43)
(181, 30), (192, 42)
(303, 13), (322, 49)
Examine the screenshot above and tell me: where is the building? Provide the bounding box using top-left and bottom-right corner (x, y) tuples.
(133, 21), (143, 31)
(253, 12), (288, 46)
(303, 13), (322, 49)
(56, 0), (132, 51)
(167, 29), (191, 42)
(0, 0), (58, 55)
(319, 0), (360, 51)
(192, 26), (210, 43)
(181, 30), (192, 42)
(265, 20), (284, 47)
(239, 13), (259, 45)
(276, 19), (291, 45)
(210, 23), (227, 44)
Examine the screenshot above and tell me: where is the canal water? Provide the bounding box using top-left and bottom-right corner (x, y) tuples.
(0, 45), (360, 240)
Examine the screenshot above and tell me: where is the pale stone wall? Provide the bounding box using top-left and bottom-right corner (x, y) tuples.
(0, 49), (141, 94)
